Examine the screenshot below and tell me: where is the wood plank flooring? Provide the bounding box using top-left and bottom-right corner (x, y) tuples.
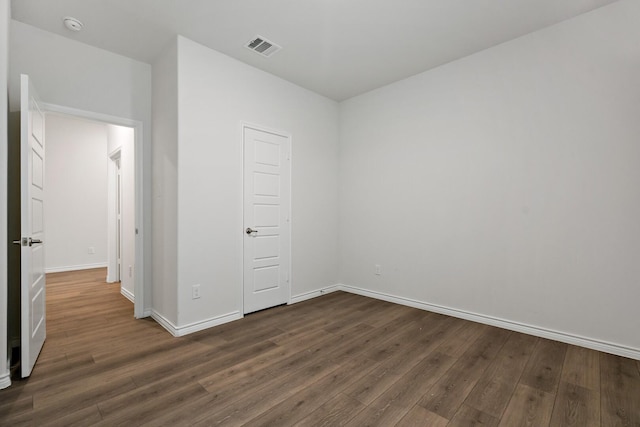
(1, 268), (639, 426)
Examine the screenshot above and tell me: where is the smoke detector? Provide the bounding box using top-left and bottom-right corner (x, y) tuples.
(245, 35), (282, 57)
(63, 16), (84, 32)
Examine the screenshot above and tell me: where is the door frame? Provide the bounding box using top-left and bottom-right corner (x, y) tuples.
(240, 122), (293, 313)
(43, 102), (146, 319)
(107, 149), (122, 283)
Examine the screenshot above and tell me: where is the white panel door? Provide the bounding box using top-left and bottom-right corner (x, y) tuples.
(243, 126), (291, 314)
(19, 74), (46, 377)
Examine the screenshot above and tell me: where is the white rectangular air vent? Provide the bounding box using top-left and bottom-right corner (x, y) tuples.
(245, 35), (282, 57)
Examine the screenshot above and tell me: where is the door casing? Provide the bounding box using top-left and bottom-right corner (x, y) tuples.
(42, 102), (146, 319)
(107, 150), (122, 283)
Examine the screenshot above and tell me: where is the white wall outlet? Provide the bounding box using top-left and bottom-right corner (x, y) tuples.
(192, 284), (201, 299)
(88, 246), (95, 254)
(375, 264), (381, 275)
(129, 266), (133, 278)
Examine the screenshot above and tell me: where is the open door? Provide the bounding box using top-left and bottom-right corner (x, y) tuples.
(18, 74), (46, 377)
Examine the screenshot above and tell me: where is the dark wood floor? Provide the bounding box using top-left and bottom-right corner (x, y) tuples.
(1, 269), (639, 426)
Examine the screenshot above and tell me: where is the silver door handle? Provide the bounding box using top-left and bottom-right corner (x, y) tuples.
(12, 238), (43, 246)
(246, 227), (258, 235)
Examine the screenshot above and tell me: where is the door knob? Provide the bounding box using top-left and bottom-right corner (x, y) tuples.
(12, 238), (43, 246)
(246, 227), (258, 235)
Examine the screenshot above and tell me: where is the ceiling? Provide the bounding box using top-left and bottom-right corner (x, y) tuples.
(11, 0), (619, 101)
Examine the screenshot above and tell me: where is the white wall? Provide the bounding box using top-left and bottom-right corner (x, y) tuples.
(44, 114), (108, 272)
(339, 0), (640, 356)
(8, 21), (151, 122)
(9, 20), (152, 313)
(151, 38), (178, 325)
(107, 124), (136, 299)
(0, 0), (11, 390)
(175, 36), (339, 329)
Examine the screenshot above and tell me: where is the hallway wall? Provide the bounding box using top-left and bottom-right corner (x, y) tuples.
(44, 114), (108, 272)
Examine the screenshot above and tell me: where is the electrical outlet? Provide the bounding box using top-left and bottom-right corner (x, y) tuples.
(192, 284), (201, 299)
(88, 247), (95, 254)
(375, 264), (381, 275)
(129, 266), (133, 278)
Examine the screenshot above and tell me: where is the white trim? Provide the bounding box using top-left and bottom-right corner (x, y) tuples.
(239, 122), (245, 315)
(151, 310), (242, 337)
(0, 372), (10, 390)
(42, 103), (140, 128)
(133, 122), (145, 319)
(0, 0), (9, 392)
(107, 149), (122, 283)
(337, 284), (640, 361)
(150, 310), (177, 336)
(241, 121), (293, 140)
(40, 102), (147, 319)
(120, 287), (134, 303)
(290, 285), (339, 304)
(45, 262), (108, 274)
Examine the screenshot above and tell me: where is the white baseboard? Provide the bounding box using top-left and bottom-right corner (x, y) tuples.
(150, 311), (176, 336)
(290, 285), (339, 304)
(337, 284), (640, 361)
(45, 262), (108, 274)
(151, 310), (242, 337)
(0, 371), (11, 390)
(145, 282), (639, 360)
(120, 287), (134, 303)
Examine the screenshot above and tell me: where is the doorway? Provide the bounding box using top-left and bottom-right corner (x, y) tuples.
(44, 113), (137, 305)
(242, 124), (291, 314)
(41, 103), (145, 318)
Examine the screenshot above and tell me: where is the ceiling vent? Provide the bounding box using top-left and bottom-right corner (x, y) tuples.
(245, 35), (282, 58)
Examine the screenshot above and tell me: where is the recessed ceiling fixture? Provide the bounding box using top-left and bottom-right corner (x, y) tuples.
(63, 16), (84, 32)
(245, 35), (282, 58)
